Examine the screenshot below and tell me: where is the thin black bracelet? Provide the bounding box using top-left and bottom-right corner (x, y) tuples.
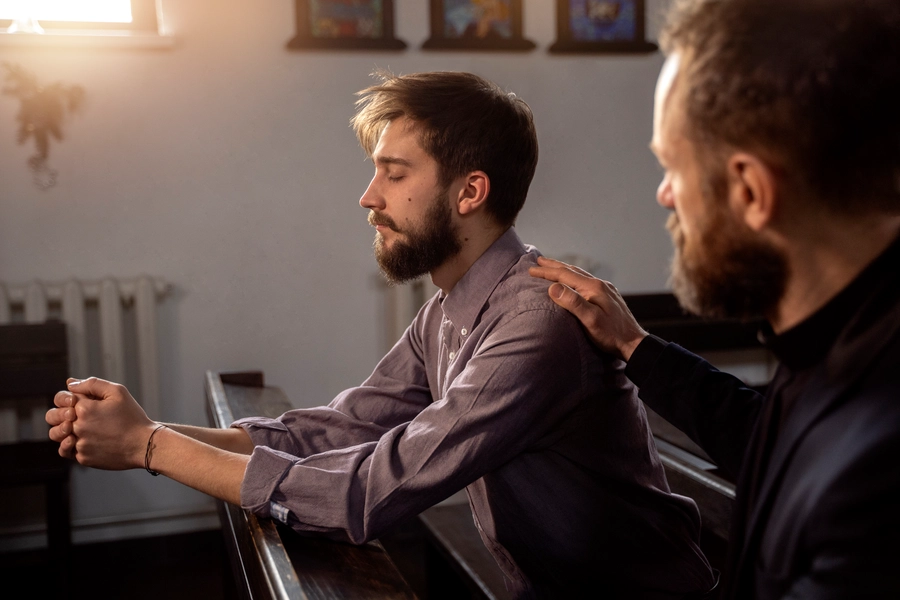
(145, 424), (167, 476)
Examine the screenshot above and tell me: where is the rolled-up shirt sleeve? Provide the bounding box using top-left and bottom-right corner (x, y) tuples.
(237, 304), (589, 544)
(232, 311), (434, 458)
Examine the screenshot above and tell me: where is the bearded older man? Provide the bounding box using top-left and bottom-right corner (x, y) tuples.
(531, 1), (900, 598)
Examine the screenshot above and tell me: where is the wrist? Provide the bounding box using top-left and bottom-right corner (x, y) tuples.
(620, 330), (649, 362)
(142, 423), (167, 474)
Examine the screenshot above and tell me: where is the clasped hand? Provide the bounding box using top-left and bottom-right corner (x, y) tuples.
(529, 256), (648, 362)
(46, 377), (157, 470)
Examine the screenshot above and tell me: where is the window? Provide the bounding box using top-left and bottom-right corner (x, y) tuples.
(0, 0), (158, 33)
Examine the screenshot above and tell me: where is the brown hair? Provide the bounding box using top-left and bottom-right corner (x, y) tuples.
(661, 0), (900, 214)
(352, 70), (539, 227)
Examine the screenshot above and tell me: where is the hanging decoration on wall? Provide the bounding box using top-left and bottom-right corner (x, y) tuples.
(1, 62), (84, 190)
(287, 0), (406, 50)
(549, 0), (657, 54)
(423, 0), (535, 51)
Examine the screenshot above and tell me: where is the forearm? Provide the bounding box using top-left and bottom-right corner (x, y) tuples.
(245, 310), (590, 543)
(626, 336), (762, 477)
(164, 423), (254, 454)
(147, 426), (248, 506)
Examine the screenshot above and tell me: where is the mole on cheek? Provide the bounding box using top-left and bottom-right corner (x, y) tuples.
(408, 197), (412, 202)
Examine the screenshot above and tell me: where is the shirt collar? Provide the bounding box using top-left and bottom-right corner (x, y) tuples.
(762, 232), (900, 371)
(439, 227), (526, 334)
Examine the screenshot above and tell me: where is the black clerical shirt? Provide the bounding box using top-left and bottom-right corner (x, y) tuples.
(625, 232), (900, 599)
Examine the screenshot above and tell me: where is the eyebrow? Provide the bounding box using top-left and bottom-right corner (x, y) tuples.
(374, 155), (413, 168)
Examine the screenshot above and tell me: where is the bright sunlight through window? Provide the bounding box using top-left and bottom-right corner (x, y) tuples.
(0, 1), (133, 23)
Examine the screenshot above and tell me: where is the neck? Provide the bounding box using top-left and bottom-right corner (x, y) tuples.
(431, 223), (508, 294)
(768, 213), (900, 333)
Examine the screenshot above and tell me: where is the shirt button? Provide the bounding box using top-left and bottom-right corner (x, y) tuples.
(449, 351), (456, 360)
(461, 328), (468, 336)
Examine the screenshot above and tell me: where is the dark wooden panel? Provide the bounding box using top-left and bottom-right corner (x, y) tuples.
(658, 451), (735, 542)
(0, 321), (71, 597)
(624, 293), (764, 352)
(0, 322), (67, 358)
(220, 371), (265, 388)
(0, 440), (69, 484)
(0, 322), (68, 399)
(0, 362), (70, 399)
(419, 504), (512, 600)
(624, 294), (744, 545)
(645, 407), (713, 463)
(280, 528), (417, 599)
(221, 384), (294, 421)
(205, 370), (417, 600)
(217, 496), (305, 600)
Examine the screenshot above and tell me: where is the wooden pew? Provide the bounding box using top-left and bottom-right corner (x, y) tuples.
(204, 370), (416, 600)
(625, 292), (761, 568)
(416, 441), (735, 600)
(623, 293), (764, 353)
(419, 501), (513, 600)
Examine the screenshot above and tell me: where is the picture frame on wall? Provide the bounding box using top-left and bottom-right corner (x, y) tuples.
(422, 0), (536, 51)
(549, 0), (658, 54)
(287, 0), (406, 50)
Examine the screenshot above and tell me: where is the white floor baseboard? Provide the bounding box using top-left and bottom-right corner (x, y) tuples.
(0, 504), (220, 552)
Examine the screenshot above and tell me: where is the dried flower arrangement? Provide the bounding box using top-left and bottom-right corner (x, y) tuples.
(2, 62), (84, 190)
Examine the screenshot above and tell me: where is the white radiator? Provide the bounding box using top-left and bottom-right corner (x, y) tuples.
(0, 277), (170, 419)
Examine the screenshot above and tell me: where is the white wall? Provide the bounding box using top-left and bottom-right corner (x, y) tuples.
(0, 0), (675, 546)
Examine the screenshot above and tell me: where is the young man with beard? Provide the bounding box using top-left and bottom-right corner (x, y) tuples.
(531, 1), (900, 598)
(46, 72), (715, 598)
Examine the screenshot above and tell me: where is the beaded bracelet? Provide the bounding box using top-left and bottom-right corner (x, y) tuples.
(145, 424), (167, 476)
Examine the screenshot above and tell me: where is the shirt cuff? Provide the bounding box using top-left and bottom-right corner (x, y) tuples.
(624, 334), (669, 388)
(240, 445), (296, 517)
(231, 417), (289, 448)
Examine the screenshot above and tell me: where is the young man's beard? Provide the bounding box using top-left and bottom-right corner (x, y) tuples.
(371, 188), (462, 285)
(667, 186), (788, 322)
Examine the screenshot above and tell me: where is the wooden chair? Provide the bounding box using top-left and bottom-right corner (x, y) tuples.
(0, 322), (71, 594)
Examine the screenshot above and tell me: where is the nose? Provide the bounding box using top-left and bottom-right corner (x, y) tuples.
(359, 174), (384, 210)
(656, 173), (675, 209)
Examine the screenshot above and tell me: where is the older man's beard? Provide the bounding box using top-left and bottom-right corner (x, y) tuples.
(667, 205), (788, 321)
(369, 188), (462, 284)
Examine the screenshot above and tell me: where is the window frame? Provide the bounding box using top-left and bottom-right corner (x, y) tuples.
(0, 0), (158, 33)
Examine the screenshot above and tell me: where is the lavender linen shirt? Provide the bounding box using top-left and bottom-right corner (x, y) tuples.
(234, 228), (714, 598)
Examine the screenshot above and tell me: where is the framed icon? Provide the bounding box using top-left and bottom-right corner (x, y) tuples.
(422, 0), (536, 51)
(549, 0), (657, 54)
(287, 0), (406, 50)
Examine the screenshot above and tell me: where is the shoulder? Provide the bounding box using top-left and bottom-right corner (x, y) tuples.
(496, 247), (574, 319)
(478, 247), (591, 352)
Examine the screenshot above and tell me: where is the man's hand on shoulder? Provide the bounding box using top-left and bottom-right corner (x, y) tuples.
(530, 256), (648, 361)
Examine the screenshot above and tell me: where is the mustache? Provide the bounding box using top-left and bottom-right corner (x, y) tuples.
(368, 211), (400, 232)
(666, 212), (684, 247)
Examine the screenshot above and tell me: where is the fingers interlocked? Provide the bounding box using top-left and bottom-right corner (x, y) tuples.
(47, 383), (81, 459)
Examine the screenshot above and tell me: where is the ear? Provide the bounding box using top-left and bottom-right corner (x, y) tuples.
(726, 153), (779, 231)
(456, 170), (490, 216)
